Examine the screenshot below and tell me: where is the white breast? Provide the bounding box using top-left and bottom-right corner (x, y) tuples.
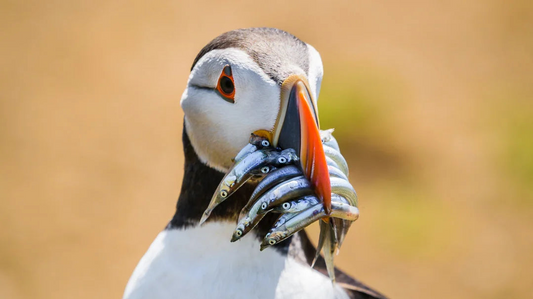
(123, 222), (349, 299)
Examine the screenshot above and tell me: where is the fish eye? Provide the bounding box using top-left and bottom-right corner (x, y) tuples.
(261, 166), (270, 174)
(261, 202), (268, 209)
(282, 202), (291, 209)
(235, 230), (242, 237)
(220, 190), (228, 198)
(278, 157), (287, 164)
(268, 239), (276, 245)
(261, 140), (270, 147)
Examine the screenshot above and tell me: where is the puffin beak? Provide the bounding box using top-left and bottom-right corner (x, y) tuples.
(270, 74), (332, 214)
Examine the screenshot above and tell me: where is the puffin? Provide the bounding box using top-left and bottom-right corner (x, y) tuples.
(123, 28), (387, 299)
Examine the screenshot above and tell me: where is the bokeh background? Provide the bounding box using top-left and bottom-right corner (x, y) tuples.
(1, 1), (532, 298)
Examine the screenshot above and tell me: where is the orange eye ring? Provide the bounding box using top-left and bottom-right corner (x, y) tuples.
(216, 65), (235, 103)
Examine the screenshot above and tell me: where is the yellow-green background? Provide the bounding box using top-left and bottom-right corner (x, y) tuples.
(1, 1), (532, 298)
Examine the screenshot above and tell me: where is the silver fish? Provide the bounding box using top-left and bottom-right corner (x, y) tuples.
(272, 211), (299, 229)
(311, 220), (339, 283)
(260, 201), (359, 250)
(232, 134), (271, 164)
(245, 148), (299, 177)
(201, 149), (297, 224)
(328, 165), (348, 181)
(311, 220), (327, 268)
(331, 218), (346, 253)
(330, 177), (357, 249)
(323, 145), (349, 176)
(331, 177), (358, 207)
(232, 176), (312, 241)
(331, 194), (351, 250)
(249, 165), (302, 200)
(261, 204), (324, 250)
(237, 167), (302, 225)
(325, 156), (350, 179)
(231, 207), (303, 242)
(231, 202), (267, 242)
(325, 156), (338, 169)
(255, 176), (314, 215)
(330, 201), (360, 220)
(311, 194), (350, 267)
(270, 195), (320, 213)
(311, 218), (340, 268)
(322, 220), (337, 283)
(231, 213), (262, 242)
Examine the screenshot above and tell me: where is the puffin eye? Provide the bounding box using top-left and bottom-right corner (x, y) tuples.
(216, 65), (235, 103)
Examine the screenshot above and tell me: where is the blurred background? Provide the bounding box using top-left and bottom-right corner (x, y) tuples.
(1, 0), (532, 298)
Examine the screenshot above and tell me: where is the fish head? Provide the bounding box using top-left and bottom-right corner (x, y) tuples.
(249, 133), (272, 149)
(257, 200), (272, 215)
(260, 231), (288, 251)
(248, 165), (276, 177)
(277, 148), (299, 165)
(218, 175), (236, 198)
(230, 223), (246, 242)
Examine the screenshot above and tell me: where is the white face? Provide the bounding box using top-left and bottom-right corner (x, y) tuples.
(181, 45), (323, 172)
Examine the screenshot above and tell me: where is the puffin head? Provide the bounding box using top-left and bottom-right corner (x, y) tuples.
(181, 28), (329, 204)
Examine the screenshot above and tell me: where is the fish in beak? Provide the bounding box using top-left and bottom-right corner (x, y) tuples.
(271, 74), (332, 214)
(202, 74), (333, 225)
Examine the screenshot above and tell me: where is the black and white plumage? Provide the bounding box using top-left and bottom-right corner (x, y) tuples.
(123, 28), (387, 299)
